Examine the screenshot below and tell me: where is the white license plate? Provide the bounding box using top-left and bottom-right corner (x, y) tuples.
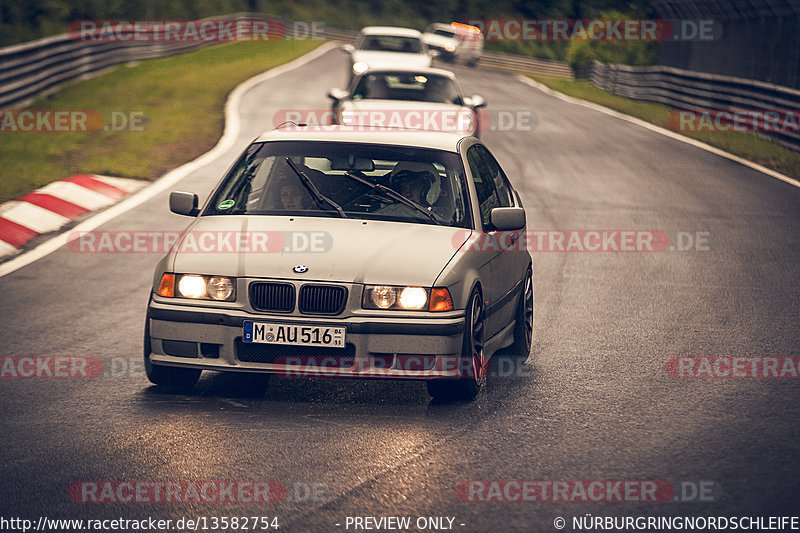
(243, 321), (346, 348)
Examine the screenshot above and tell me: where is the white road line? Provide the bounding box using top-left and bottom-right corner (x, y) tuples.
(0, 202), (70, 234)
(0, 41), (337, 278)
(516, 75), (800, 190)
(37, 181), (117, 209)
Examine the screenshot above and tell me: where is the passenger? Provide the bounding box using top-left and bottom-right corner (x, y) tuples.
(388, 161), (440, 205)
(390, 169), (435, 205)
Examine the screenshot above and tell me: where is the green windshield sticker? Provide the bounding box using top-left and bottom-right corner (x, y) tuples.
(218, 199), (235, 210)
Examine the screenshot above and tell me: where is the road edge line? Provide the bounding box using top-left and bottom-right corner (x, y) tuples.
(0, 41), (337, 278)
(516, 75), (800, 191)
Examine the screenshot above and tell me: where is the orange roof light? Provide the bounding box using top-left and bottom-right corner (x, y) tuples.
(451, 22), (481, 34)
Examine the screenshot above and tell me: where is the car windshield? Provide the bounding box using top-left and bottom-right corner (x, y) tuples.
(360, 35), (423, 53)
(204, 141), (471, 228)
(352, 72), (461, 104)
(433, 29), (456, 38)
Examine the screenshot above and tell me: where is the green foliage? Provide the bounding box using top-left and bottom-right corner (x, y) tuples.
(564, 10), (659, 67)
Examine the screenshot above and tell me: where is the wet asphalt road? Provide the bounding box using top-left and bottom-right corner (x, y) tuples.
(1, 45), (800, 532)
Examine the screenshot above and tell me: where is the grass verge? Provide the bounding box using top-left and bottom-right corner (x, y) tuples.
(528, 75), (800, 181)
(0, 39), (322, 203)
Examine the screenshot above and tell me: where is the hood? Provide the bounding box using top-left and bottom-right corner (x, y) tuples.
(170, 215), (471, 286)
(339, 100), (476, 135)
(352, 50), (432, 70)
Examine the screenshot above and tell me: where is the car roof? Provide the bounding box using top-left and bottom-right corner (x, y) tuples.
(357, 66), (457, 79)
(256, 125), (469, 152)
(358, 26), (423, 38)
(426, 23), (456, 33)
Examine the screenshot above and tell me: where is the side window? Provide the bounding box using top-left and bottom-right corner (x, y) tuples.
(476, 145), (513, 208)
(467, 145), (499, 227)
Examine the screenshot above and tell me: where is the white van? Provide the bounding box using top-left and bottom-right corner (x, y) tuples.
(422, 22), (484, 66)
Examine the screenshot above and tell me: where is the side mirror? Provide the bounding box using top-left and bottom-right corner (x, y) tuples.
(169, 191), (199, 216)
(490, 207), (525, 231)
(469, 94), (487, 109)
(327, 88), (349, 101)
(341, 44), (355, 54)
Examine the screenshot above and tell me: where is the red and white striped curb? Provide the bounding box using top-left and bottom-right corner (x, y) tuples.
(0, 175), (146, 258)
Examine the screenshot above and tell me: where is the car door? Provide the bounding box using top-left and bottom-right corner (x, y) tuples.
(474, 143), (527, 330)
(465, 142), (507, 339)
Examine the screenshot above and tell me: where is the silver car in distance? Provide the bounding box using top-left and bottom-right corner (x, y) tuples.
(327, 67), (487, 137)
(145, 125), (533, 400)
(342, 26), (433, 81)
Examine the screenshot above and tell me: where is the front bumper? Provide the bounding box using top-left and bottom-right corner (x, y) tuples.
(147, 300), (467, 380)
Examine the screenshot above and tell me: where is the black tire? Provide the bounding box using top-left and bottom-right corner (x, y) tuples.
(143, 312), (201, 389)
(427, 288), (486, 401)
(508, 266), (534, 358)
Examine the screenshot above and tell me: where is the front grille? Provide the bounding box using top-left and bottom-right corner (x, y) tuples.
(250, 282), (295, 312)
(235, 338), (355, 365)
(298, 284), (347, 315)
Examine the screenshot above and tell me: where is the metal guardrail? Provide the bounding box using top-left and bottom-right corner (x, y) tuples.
(1, 36), (214, 109)
(588, 60), (800, 151)
(0, 18), (572, 110)
(0, 14), (298, 109)
(477, 50), (573, 79)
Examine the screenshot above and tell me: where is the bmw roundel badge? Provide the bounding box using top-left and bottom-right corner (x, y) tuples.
(293, 265), (308, 274)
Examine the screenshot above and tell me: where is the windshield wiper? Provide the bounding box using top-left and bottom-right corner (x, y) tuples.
(284, 158), (347, 218)
(342, 171), (441, 225)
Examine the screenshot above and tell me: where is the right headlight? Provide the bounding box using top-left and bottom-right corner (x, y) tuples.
(362, 286), (453, 312)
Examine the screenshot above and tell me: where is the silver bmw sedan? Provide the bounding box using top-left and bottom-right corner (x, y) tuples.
(145, 125), (533, 400)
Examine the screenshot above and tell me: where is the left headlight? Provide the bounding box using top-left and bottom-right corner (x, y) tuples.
(157, 273), (236, 302)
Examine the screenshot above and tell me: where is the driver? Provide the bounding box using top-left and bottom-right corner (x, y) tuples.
(270, 175), (313, 210)
(279, 181), (307, 209)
